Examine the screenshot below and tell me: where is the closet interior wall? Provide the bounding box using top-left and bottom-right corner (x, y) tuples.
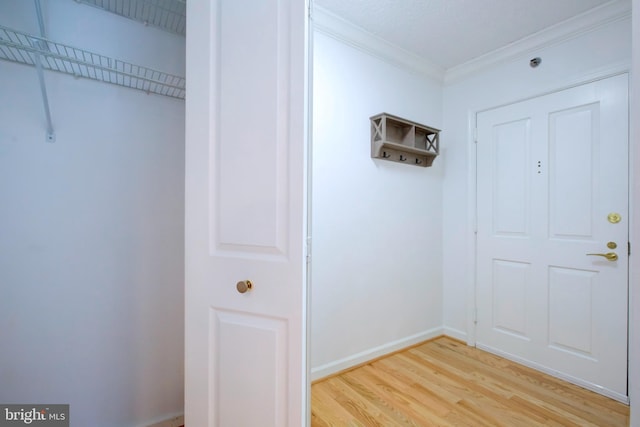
(0, 1), (185, 426)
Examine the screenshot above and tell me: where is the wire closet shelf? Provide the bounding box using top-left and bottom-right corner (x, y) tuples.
(76, 0), (186, 36)
(0, 25), (185, 100)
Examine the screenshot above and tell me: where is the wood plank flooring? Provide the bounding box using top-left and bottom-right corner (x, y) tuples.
(311, 337), (629, 426)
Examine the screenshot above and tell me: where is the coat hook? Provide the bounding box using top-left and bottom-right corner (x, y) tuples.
(383, 151), (391, 158)
(415, 158), (422, 165)
(399, 155), (407, 161)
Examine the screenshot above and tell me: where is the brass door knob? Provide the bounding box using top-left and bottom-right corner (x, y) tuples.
(236, 280), (253, 294)
(586, 252), (618, 261)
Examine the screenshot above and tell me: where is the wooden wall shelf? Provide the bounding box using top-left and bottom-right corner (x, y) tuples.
(370, 113), (440, 167)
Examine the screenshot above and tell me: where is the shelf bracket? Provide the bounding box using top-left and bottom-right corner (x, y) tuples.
(33, 0), (55, 143)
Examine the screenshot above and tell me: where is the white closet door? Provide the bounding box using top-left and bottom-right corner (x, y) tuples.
(476, 74), (629, 401)
(185, 0), (309, 425)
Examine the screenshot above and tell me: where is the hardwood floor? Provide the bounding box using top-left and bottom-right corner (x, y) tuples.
(311, 337), (629, 426)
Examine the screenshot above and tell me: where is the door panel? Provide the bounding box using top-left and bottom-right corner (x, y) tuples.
(549, 104), (597, 239)
(547, 267), (596, 357)
(217, 0), (289, 253)
(185, 0), (308, 425)
(492, 119), (531, 236)
(213, 309), (288, 426)
(476, 75), (628, 401)
(492, 260), (530, 339)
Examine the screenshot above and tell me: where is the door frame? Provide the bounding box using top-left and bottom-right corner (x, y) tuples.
(630, 3), (640, 424)
(304, 1), (316, 423)
(467, 70), (632, 398)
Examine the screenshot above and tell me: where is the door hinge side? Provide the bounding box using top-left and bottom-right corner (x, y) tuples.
(628, 241), (631, 256)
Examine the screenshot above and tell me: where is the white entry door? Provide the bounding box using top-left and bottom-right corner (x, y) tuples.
(185, 1), (309, 426)
(476, 74), (629, 401)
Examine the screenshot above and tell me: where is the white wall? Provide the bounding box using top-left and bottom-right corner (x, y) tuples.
(310, 31), (443, 379)
(0, 2), (185, 426)
(442, 13), (632, 340)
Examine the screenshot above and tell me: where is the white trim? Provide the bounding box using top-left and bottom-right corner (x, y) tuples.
(466, 110), (478, 346)
(310, 1), (631, 88)
(628, 2), (639, 424)
(467, 66), (630, 120)
(445, 0), (631, 84)
(311, 6), (444, 82)
(305, 2), (314, 425)
(477, 343), (630, 404)
(310, 327), (443, 381)
(443, 326), (467, 343)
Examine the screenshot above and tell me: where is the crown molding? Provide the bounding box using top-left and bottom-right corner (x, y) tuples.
(311, 5), (445, 83)
(311, 1), (630, 87)
(444, 0), (632, 85)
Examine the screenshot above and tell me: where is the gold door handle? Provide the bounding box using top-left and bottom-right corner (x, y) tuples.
(586, 252), (618, 261)
(236, 280), (253, 294)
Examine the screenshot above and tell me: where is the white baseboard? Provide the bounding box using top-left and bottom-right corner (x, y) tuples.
(443, 326), (467, 343)
(311, 327), (444, 381)
(476, 343), (629, 404)
(144, 413), (184, 427)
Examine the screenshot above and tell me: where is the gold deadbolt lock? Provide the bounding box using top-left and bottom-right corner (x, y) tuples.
(608, 213), (622, 224)
(607, 242), (617, 249)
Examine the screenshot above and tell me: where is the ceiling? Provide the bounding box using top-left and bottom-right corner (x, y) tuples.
(313, 0), (614, 71)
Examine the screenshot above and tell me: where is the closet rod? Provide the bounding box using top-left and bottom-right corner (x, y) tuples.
(34, 0), (55, 142)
